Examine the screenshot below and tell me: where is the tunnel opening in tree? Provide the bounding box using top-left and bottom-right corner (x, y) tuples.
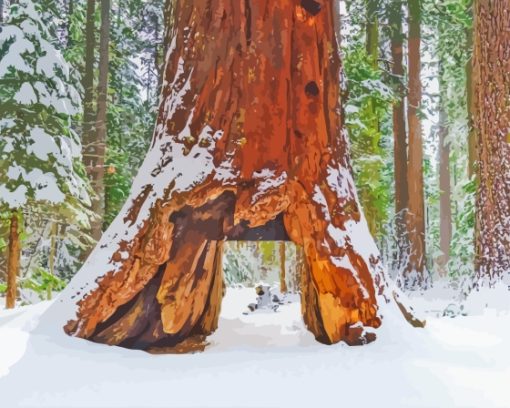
(53, 0), (418, 353)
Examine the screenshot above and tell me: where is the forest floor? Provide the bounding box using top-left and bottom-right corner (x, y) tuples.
(0, 283), (509, 408)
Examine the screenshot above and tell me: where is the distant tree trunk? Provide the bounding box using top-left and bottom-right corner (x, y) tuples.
(366, 0), (379, 66)
(473, 0), (510, 284)
(465, 3), (476, 180)
(438, 98), (451, 276)
(47, 222), (58, 300)
(67, 0), (74, 48)
(6, 211), (20, 309)
(81, 0), (97, 239)
(363, 0), (380, 237)
(388, 0), (409, 273)
(405, 0), (426, 286)
(57, 0), (417, 352)
(91, 0), (110, 240)
(279, 241), (287, 293)
(0, 0), (4, 22)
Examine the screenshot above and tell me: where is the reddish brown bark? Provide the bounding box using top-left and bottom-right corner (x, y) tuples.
(6, 211), (20, 309)
(279, 241), (287, 293)
(405, 0), (426, 286)
(60, 0), (408, 351)
(438, 104), (451, 276)
(388, 0), (409, 271)
(473, 0), (510, 283)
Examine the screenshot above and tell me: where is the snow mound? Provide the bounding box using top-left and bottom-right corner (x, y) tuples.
(0, 287), (509, 407)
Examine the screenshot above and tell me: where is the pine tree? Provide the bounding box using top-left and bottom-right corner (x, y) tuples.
(0, 0), (91, 307)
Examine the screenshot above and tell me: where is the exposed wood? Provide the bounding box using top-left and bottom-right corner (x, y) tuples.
(6, 211), (20, 310)
(405, 0), (426, 287)
(62, 0), (407, 351)
(473, 0), (510, 284)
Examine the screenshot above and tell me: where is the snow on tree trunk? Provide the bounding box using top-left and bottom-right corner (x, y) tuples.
(473, 0), (510, 285)
(47, 0), (414, 351)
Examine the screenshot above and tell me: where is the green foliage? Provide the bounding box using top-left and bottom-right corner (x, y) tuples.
(22, 266), (67, 299)
(343, 35), (394, 242)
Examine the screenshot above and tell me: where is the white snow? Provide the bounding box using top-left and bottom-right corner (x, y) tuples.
(0, 287), (509, 407)
(14, 82), (37, 104)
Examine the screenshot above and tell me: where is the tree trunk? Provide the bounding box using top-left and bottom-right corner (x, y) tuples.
(90, 0), (110, 240)
(6, 211), (20, 309)
(81, 0), (99, 241)
(52, 0), (414, 351)
(47, 222), (58, 300)
(279, 241), (287, 293)
(405, 0), (426, 287)
(366, 0), (379, 67)
(388, 0), (409, 273)
(438, 101), (451, 277)
(466, 1), (476, 180)
(473, 0), (510, 284)
(363, 0), (381, 237)
(0, 0), (4, 22)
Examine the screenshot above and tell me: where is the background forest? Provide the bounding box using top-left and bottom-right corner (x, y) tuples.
(0, 0), (480, 305)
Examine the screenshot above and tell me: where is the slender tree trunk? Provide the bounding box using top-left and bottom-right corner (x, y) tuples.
(473, 0), (510, 284)
(405, 0), (426, 286)
(81, 0), (98, 240)
(363, 0), (380, 237)
(366, 0), (379, 66)
(54, 0), (417, 352)
(465, 3), (476, 180)
(6, 211), (20, 309)
(438, 99), (451, 276)
(47, 222), (58, 300)
(279, 241), (287, 293)
(0, 0), (4, 22)
(91, 0), (110, 240)
(389, 0), (409, 273)
(67, 0), (74, 48)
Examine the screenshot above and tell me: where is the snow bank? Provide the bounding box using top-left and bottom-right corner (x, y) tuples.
(1, 288), (509, 407)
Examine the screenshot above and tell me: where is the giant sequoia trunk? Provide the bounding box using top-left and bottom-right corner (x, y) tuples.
(51, 0), (411, 351)
(473, 0), (510, 284)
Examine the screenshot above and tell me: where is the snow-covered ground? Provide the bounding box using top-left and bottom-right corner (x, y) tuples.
(0, 286), (509, 408)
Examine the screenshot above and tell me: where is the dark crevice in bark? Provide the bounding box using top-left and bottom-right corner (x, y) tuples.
(301, 0), (321, 16)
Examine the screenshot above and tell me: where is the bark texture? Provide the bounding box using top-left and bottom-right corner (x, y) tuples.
(81, 0), (97, 211)
(473, 0), (510, 283)
(279, 241), (287, 293)
(388, 0), (409, 272)
(405, 0), (426, 286)
(6, 211), (20, 309)
(62, 0), (393, 351)
(438, 105), (451, 276)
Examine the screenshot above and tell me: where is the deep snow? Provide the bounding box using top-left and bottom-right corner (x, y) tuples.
(0, 285), (509, 408)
